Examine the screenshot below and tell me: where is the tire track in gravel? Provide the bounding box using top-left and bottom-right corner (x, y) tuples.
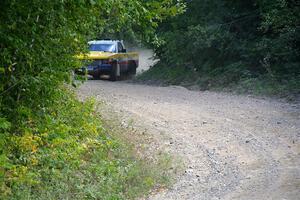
(78, 80), (300, 200)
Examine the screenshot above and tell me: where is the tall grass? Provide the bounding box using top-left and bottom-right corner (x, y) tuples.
(0, 88), (172, 199)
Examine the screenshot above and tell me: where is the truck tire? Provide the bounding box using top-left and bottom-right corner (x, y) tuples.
(131, 65), (137, 75)
(93, 74), (100, 80)
(110, 62), (118, 81)
(130, 62), (137, 75)
(93, 70), (101, 80)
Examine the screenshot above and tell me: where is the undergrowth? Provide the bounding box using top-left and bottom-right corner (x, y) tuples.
(0, 88), (170, 199)
(136, 64), (300, 100)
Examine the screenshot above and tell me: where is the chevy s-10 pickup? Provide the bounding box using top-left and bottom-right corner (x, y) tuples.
(76, 40), (139, 81)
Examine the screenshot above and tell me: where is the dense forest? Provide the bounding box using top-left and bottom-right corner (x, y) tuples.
(0, 0), (182, 199)
(142, 0), (300, 97)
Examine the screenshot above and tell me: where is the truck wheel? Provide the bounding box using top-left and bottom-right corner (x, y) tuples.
(130, 62), (137, 75)
(93, 71), (101, 80)
(131, 65), (137, 75)
(110, 62), (118, 81)
(93, 74), (100, 80)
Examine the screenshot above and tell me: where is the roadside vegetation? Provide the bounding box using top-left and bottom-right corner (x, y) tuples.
(1, 90), (171, 199)
(138, 0), (300, 99)
(0, 0), (184, 199)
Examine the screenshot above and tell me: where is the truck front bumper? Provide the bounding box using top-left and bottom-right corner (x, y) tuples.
(76, 64), (113, 76)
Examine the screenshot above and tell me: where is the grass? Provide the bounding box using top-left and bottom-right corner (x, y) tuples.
(136, 64), (300, 101)
(136, 64), (198, 87)
(1, 88), (176, 200)
(229, 76), (300, 100)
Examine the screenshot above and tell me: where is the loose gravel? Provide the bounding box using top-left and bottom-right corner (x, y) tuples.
(78, 80), (300, 200)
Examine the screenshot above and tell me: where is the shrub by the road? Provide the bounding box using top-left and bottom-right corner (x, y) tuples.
(1, 89), (164, 199)
(0, 0), (183, 199)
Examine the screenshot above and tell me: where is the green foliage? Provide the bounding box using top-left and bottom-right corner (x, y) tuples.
(0, 0), (184, 112)
(137, 63), (196, 86)
(137, 63), (300, 98)
(150, 0), (300, 95)
(0, 0), (184, 199)
(0, 89), (169, 199)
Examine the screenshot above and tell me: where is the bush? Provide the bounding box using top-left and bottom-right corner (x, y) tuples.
(0, 0), (184, 199)
(1, 88), (171, 199)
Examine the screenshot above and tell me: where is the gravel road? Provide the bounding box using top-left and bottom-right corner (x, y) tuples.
(78, 80), (300, 200)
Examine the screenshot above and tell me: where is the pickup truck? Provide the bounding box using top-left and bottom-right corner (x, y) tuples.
(77, 40), (139, 81)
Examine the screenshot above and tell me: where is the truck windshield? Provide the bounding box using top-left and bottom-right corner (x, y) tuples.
(89, 44), (115, 52)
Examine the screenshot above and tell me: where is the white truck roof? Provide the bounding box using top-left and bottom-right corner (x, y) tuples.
(88, 40), (126, 53)
(88, 40), (123, 45)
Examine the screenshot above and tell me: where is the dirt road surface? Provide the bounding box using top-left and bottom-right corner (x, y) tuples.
(78, 80), (300, 200)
